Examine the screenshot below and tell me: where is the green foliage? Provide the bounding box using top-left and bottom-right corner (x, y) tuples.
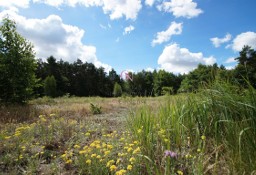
(90, 103), (102, 114)
(44, 75), (57, 97)
(161, 86), (173, 95)
(153, 70), (182, 96)
(113, 82), (122, 97)
(233, 46), (256, 88)
(128, 82), (256, 174)
(0, 17), (38, 103)
(178, 64), (218, 92)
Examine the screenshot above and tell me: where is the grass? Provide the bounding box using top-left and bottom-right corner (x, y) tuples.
(0, 84), (256, 174)
(128, 82), (256, 174)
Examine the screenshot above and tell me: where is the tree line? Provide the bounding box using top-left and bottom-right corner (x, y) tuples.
(1, 17), (256, 104)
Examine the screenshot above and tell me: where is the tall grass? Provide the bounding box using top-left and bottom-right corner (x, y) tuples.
(127, 82), (256, 174)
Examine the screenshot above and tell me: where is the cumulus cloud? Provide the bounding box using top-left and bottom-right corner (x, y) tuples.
(232, 32), (256, 51)
(145, 0), (155, 6)
(102, 0), (142, 20)
(0, 10), (112, 72)
(158, 43), (216, 74)
(32, 0), (103, 7)
(123, 25), (135, 35)
(0, 0), (142, 20)
(152, 22), (182, 46)
(210, 33), (232, 48)
(0, 0), (30, 12)
(158, 0), (203, 19)
(145, 67), (155, 72)
(225, 57), (236, 64)
(32, 0), (141, 20)
(0, 0), (30, 9)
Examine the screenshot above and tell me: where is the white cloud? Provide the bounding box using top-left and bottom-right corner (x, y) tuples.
(145, 0), (155, 6)
(226, 66), (235, 70)
(0, 10), (112, 72)
(102, 0), (142, 20)
(123, 25), (135, 35)
(158, 43), (216, 74)
(210, 33), (232, 48)
(145, 67), (154, 72)
(32, 0), (103, 7)
(158, 0), (203, 19)
(32, 0), (64, 7)
(32, 0), (142, 20)
(99, 23), (111, 30)
(0, 0), (30, 9)
(232, 32), (256, 51)
(0, 0), (30, 12)
(225, 57), (236, 64)
(152, 22), (182, 46)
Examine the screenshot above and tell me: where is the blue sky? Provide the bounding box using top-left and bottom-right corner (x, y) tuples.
(1, 0), (256, 74)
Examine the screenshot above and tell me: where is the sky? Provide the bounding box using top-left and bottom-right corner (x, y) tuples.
(0, 0), (256, 74)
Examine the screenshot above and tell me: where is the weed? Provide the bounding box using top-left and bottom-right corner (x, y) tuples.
(90, 103), (102, 114)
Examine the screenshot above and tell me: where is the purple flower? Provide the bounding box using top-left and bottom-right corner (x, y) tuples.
(164, 150), (178, 158)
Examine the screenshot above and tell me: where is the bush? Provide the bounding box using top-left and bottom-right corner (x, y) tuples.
(0, 17), (38, 104)
(44, 76), (57, 97)
(90, 103), (102, 114)
(113, 82), (122, 97)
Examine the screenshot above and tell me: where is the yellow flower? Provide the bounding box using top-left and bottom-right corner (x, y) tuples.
(107, 144), (113, 149)
(119, 137), (125, 141)
(177, 170), (183, 175)
(61, 154), (67, 158)
(164, 138), (170, 143)
(86, 159), (91, 165)
(133, 141), (139, 144)
(74, 144), (81, 149)
(39, 115), (47, 122)
(116, 169), (127, 175)
(4, 136), (11, 140)
(65, 159), (72, 164)
(127, 165), (132, 171)
(197, 148), (201, 153)
(158, 129), (165, 135)
(116, 158), (121, 164)
(133, 147), (141, 154)
(102, 143), (107, 148)
(201, 135), (206, 140)
(96, 155), (101, 159)
(49, 113), (56, 117)
(129, 157), (136, 164)
(137, 129), (142, 134)
(106, 160), (115, 167)
(127, 147), (133, 152)
(90, 142), (96, 147)
(110, 165), (117, 172)
(79, 150), (87, 154)
(104, 150), (110, 156)
(19, 155), (23, 159)
(85, 132), (90, 136)
(14, 132), (21, 137)
(91, 154), (97, 158)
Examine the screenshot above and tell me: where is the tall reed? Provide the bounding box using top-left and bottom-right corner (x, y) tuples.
(127, 82), (256, 174)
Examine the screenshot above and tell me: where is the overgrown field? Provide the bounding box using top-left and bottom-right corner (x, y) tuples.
(0, 83), (256, 174)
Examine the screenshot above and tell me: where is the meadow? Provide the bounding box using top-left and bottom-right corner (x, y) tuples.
(0, 82), (256, 175)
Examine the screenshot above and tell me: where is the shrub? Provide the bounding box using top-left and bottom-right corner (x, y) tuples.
(90, 103), (102, 114)
(44, 76), (57, 97)
(113, 82), (122, 97)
